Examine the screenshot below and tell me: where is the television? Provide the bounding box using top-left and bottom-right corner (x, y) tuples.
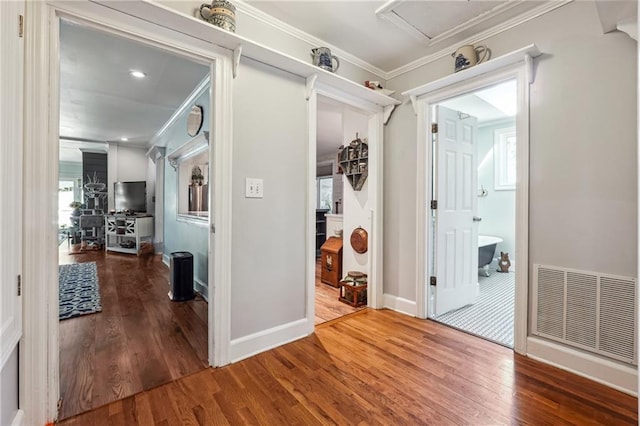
(114, 181), (146, 213)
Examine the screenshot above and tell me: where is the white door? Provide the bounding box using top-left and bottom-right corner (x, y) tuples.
(433, 105), (478, 316)
(0, 0), (24, 374)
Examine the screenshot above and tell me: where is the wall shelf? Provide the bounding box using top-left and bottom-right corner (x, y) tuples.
(338, 136), (368, 191)
(167, 131), (209, 170)
(93, 0), (401, 108)
(402, 44), (542, 113)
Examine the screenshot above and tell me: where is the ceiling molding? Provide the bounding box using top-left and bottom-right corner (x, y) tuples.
(233, 0), (387, 80)
(386, 0), (572, 81)
(149, 74), (211, 148)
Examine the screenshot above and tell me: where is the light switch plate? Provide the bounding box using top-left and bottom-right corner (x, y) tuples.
(245, 178), (263, 198)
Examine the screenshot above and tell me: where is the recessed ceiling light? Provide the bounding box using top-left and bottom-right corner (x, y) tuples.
(120, 137), (128, 142)
(129, 70), (146, 79)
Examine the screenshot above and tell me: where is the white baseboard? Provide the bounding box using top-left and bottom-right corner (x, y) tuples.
(194, 278), (208, 301)
(11, 410), (24, 426)
(230, 318), (311, 363)
(162, 253), (170, 267)
(527, 336), (637, 396)
(383, 294), (418, 317)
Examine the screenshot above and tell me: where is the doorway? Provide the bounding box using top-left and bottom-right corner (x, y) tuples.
(56, 18), (211, 419)
(428, 80), (517, 348)
(413, 62), (531, 354)
(314, 96), (368, 325)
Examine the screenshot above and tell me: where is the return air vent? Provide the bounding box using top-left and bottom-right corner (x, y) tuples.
(533, 265), (637, 365)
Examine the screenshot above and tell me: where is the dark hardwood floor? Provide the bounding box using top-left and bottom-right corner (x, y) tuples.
(58, 249), (208, 420)
(314, 258), (364, 325)
(58, 309), (638, 425)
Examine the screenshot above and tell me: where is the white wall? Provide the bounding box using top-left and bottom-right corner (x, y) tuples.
(477, 120), (516, 266)
(342, 108), (371, 275)
(231, 57), (307, 340)
(384, 0), (637, 302)
(107, 143), (154, 212)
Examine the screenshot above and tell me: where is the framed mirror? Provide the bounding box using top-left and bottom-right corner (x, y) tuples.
(187, 105), (204, 137)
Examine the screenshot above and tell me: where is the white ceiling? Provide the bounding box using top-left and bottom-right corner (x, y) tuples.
(59, 20), (209, 151)
(244, 0), (558, 72)
(440, 79), (517, 123)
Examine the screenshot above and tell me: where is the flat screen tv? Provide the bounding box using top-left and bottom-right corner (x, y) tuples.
(114, 181), (146, 213)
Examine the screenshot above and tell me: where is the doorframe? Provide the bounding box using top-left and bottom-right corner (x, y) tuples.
(415, 63), (530, 354)
(22, 1), (233, 424)
(306, 83), (385, 333)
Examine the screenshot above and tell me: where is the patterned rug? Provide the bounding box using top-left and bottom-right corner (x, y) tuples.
(59, 262), (102, 320)
(434, 271), (514, 348)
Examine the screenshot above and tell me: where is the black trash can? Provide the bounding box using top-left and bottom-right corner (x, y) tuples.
(169, 251), (194, 301)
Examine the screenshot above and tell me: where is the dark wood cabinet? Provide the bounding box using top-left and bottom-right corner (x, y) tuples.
(320, 237), (343, 287)
(316, 208), (329, 256)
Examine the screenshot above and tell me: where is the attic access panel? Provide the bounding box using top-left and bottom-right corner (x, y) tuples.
(393, 1), (506, 39)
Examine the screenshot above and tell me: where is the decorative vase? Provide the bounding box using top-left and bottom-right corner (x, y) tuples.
(199, 1), (236, 33)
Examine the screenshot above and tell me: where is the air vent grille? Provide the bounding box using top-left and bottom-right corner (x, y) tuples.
(533, 265), (637, 365)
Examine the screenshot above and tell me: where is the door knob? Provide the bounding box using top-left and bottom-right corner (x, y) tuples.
(473, 216), (482, 222)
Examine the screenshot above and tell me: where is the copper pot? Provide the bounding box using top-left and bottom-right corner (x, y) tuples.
(350, 227), (368, 254)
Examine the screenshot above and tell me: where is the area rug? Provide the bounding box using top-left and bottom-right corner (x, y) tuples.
(59, 262), (102, 320)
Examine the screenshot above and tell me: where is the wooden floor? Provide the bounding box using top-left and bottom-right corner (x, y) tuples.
(58, 249), (209, 420)
(314, 258), (364, 325)
(58, 309), (637, 425)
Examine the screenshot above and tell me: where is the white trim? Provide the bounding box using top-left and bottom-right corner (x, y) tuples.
(387, 2), (569, 80)
(176, 214), (209, 227)
(211, 52), (234, 367)
(415, 99), (429, 319)
(230, 319), (310, 362)
(10, 410), (24, 426)
(194, 278), (208, 301)
(383, 294), (418, 317)
(308, 87), (385, 318)
(414, 64), (530, 355)
(527, 337), (638, 396)
(149, 75), (210, 148)
(402, 45), (541, 98)
(305, 89), (317, 336)
(162, 253), (170, 267)
(234, 0), (387, 79)
(91, 0), (399, 108)
(23, 2), (235, 423)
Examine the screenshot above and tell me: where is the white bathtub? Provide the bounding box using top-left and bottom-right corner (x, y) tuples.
(478, 235), (503, 269)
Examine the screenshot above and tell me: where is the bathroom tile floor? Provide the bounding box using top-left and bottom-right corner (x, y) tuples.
(434, 271), (515, 348)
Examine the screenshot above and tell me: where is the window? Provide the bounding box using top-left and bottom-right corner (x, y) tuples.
(317, 176), (333, 211)
(494, 126), (516, 190)
(167, 132), (209, 223)
(58, 180), (75, 227)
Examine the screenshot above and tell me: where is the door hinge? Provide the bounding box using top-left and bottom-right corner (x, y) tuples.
(430, 200), (437, 210)
(431, 123), (438, 133)
(430, 276), (437, 286)
(210, 223), (215, 234)
(19, 15), (24, 38)
(17, 275), (21, 296)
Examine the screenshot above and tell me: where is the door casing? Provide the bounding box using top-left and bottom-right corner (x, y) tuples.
(415, 64), (530, 355)
(22, 2), (234, 423)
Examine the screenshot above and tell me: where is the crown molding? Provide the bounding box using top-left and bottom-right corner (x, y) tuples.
(149, 74), (210, 148)
(386, 0), (572, 80)
(233, 0), (387, 80)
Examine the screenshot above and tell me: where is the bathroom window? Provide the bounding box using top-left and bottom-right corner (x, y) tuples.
(494, 126), (516, 190)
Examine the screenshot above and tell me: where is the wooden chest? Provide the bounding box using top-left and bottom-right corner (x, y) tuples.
(320, 237), (343, 288)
